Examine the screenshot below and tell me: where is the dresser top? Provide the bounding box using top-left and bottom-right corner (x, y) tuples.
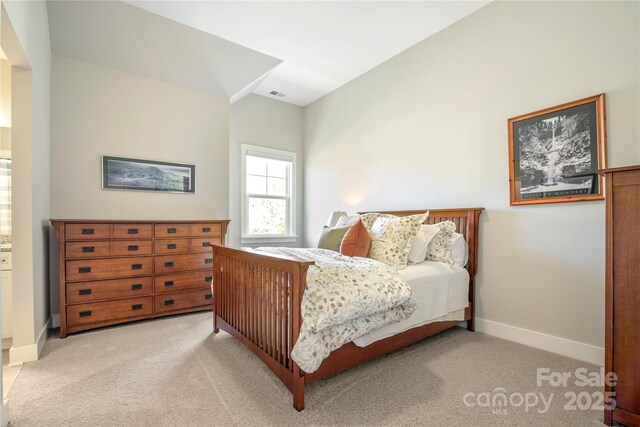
(50, 219), (230, 224)
(599, 165), (640, 174)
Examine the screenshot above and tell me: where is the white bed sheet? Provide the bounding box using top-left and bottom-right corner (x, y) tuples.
(352, 261), (469, 347)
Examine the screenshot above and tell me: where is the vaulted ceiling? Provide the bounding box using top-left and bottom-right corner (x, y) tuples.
(48, 1), (490, 106)
(47, 1), (282, 99)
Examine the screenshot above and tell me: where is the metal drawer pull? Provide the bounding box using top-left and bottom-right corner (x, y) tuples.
(202, 227), (211, 232)
(81, 228), (94, 235)
(79, 310), (92, 317)
(205, 293), (213, 300)
(167, 228), (177, 234)
(205, 258), (213, 264)
(79, 288), (92, 295)
(205, 276), (212, 282)
(131, 284), (143, 290)
(128, 245), (139, 251)
(127, 228), (139, 234)
(202, 242), (211, 247)
(131, 263), (143, 270)
(164, 261), (174, 268)
(79, 267), (92, 273)
(164, 299), (175, 306)
(82, 246), (95, 253)
(167, 243), (177, 249)
(132, 304), (143, 310)
(164, 281), (174, 287)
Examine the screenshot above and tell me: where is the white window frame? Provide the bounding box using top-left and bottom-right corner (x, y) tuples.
(241, 144), (297, 244)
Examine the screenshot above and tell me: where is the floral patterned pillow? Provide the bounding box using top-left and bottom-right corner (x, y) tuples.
(426, 221), (457, 266)
(368, 213), (428, 269)
(335, 212), (379, 230)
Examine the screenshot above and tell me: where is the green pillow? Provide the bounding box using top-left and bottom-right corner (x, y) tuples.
(317, 226), (349, 252)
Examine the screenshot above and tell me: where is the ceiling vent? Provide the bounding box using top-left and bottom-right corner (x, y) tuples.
(269, 90), (285, 97)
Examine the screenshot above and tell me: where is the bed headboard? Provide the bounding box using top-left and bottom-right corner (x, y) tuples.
(358, 208), (484, 277)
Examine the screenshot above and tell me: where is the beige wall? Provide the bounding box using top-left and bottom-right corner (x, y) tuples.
(1, 0), (51, 366)
(304, 1), (639, 357)
(49, 55), (231, 317)
(229, 94), (304, 247)
(50, 55), (230, 219)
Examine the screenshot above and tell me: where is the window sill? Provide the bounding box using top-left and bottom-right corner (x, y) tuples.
(241, 236), (298, 244)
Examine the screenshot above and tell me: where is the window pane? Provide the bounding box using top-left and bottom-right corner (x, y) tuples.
(246, 175), (266, 195)
(248, 197), (287, 235)
(246, 155), (267, 176)
(267, 159), (288, 178)
(267, 177), (287, 196)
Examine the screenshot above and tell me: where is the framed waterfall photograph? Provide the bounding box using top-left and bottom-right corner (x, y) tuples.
(102, 156), (196, 193)
(508, 93), (607, 206)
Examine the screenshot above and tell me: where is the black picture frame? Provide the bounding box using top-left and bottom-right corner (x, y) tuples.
(102, 156), (196, 194)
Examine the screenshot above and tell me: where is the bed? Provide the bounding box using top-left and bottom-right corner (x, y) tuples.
(211, 208), (483, 411)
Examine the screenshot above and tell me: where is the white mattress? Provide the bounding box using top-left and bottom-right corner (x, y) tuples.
(352, 261), (469, 347)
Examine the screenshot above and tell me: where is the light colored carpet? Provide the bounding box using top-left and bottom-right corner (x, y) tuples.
(7, 313), (604, 426)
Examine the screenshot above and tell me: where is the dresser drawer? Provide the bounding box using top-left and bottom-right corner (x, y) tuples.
(155, 224), (189, 238)
(66, 224), (110, 240)
(67, 297), (153, 326)
(66, 277), (152, 304)
(66, 241), (110, 259)
(154, 270), (212, 293)
(66, 257), (153, 281)
(111, 240), (153, 257)
(113, 224), (152, 239)
(189, 237), (221, 253)
(189, 223), (221, 237)
(154, 238), (189, 255)
(154, 253), (213, 274)
(154, 289), (212, 313)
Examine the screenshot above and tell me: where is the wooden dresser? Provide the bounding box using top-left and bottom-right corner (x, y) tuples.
(602, 166), (640, 427)
(51, 219), (230, 337)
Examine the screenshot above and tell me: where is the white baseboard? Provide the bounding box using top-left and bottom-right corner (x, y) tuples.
(1, 338), (12, 350)
(8, 316), (51, 366)
(475, 317), (604, 366)
(9, 343), (35, 366)
(52, 313), (60, 329)
(1, 398), (8, 427)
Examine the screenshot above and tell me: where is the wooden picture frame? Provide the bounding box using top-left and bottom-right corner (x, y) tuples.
(508, 94), (607, 206)
(102, 156), (196, 194)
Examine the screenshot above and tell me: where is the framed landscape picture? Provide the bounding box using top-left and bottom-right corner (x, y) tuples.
(102, 156), (195, 193)
(508, 93), (607, 206)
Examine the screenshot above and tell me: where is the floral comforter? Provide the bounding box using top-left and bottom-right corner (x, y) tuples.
(256, 248), (417, 373)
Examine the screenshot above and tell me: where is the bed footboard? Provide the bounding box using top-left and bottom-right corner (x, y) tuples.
(212, 207), (482, 412)
(211, 245), (314, 411)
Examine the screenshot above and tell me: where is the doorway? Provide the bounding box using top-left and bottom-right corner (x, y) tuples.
(0, 5), (42, 425)
(0, 52), (17, 398)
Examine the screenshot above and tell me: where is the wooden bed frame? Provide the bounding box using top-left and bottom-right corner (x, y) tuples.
(212, 208), (483, 411)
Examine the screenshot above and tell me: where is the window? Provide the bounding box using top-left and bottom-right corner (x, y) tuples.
(241, 144), (296, 243)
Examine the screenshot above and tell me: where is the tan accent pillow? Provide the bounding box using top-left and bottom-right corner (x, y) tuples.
(369, 213), (428, 269)
(340, 220), (372, 257)
(317, 226), (349, 252)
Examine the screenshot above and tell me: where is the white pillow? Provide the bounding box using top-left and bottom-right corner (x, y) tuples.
(408, 224), (440, 264)
(450, 232), (468, 267)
